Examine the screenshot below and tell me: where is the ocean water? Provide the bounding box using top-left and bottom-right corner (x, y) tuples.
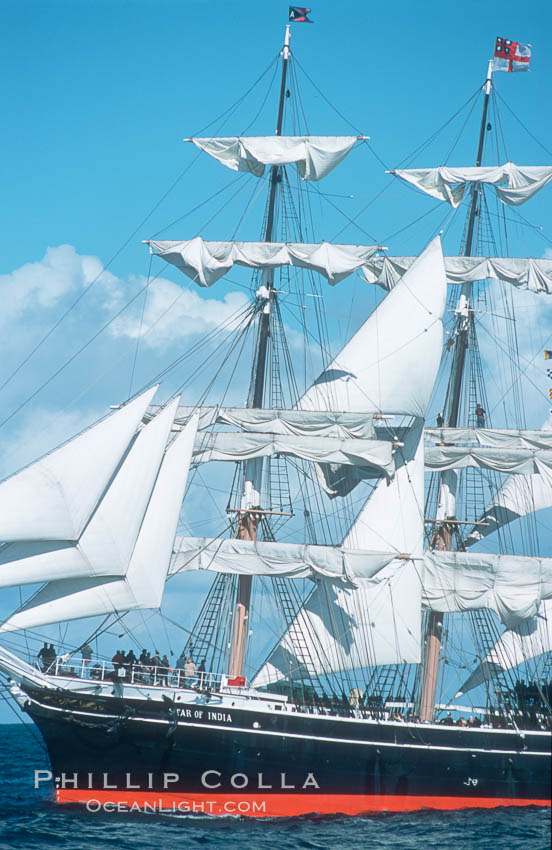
(0, 723), (549, 850)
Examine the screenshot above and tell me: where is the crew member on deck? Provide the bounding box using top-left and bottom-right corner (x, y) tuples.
(184, 657), (196, 686)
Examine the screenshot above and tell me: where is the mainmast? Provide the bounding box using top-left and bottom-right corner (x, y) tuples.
(419, 60), (494, 722)
(228, 25), (292, 678)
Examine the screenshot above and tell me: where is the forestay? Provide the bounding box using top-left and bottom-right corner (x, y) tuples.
(148, 239), (380, 286)
(361, 256), (552, 295)
(188, 136), (360, 180)
(390, 163), (552, 207)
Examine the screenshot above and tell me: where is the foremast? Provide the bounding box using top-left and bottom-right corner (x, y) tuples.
(419, 60), (494, 721)
(228, 25), (292, 678)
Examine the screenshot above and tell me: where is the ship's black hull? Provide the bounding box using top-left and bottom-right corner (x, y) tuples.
(22, 685), (551, 816)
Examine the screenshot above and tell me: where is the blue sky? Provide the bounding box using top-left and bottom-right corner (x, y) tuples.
(1, 0), (552, 719)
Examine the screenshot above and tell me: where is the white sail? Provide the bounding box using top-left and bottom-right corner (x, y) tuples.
(161, 405), (377, 439)
(391, 163), (552, 208)
(422, 551), (552, 628)
(191, 431), (395, 477)
(465, 414), (552, 547)
(148, 238), (380, 286)
(171, 537), (402, 581)
(253, 421), (426, 685)
(345, 421), (425, 554)
(188, 136), (359, 180)
(0, 387), (158, 543)
(456, 600), (552, 696)
(424, 445), (552, 475)
(362, 256), (552, 295)
(0, 400), (179, 587)
(298, 236), (446, 417)
(252, 561), (421, 688)
(425, 426), (552, 450)
(0, 413), (199, 631)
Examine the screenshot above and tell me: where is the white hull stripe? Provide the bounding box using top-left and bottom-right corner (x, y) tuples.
(28, 697), (549, 757)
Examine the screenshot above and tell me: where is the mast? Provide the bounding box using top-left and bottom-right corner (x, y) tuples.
(419, 60), (493, 722)
(228, 25), (292, 678)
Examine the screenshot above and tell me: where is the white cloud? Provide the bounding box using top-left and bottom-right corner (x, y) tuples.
(106, 276), (249, 351)
(0, 245), (112, 326)
(0, 244), (250, 352)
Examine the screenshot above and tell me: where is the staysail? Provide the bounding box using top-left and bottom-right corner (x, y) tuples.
(297, 235), (447, 417)
(250, 235), (446, 687)
(0, 413), (199, 631)
(456, 600), (552, 696)
(0, 400), (179, 587)
(465, 414), (552, 547)
(0, 387), (157, 543)
(252, 422), (426, 685)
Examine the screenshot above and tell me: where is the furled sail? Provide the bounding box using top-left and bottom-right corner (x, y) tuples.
(170, 537), (403, 582)
(253, 422), (426, 686)
(191, 431), (395, 478)
(156, 405), (377, 440)
(422, 551), (552, 628)
(0, 400), (179, 587)
(148, 238), (380, 286)
(425, 426), (552, 450)
(465, 414), (552, 547)
(298, 236), (447, 417)
(361, 256), (552, 295)
(456, 600), (552, 696)
(0, 387), (158, 543)
(188, 136), (360, 180)
(390, 163), (552, 207)
(424, 445), (552, 475)
(0, 413), (199, 631)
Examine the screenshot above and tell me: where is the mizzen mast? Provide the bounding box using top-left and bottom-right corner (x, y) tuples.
(228, 25), (292, 678)
(419, 60), (494, 722)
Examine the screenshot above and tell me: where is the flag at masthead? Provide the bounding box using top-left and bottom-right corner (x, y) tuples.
(289, 7), (313, 23)
(493, 36), (531, 72)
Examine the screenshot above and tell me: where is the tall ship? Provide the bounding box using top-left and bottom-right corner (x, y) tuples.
(0, 23), (550, 816)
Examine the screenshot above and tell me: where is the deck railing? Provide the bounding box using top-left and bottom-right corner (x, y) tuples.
(37, 657), (241, 692)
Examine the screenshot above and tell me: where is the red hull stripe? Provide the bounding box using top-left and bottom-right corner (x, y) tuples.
(56, 789), (551, 817)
